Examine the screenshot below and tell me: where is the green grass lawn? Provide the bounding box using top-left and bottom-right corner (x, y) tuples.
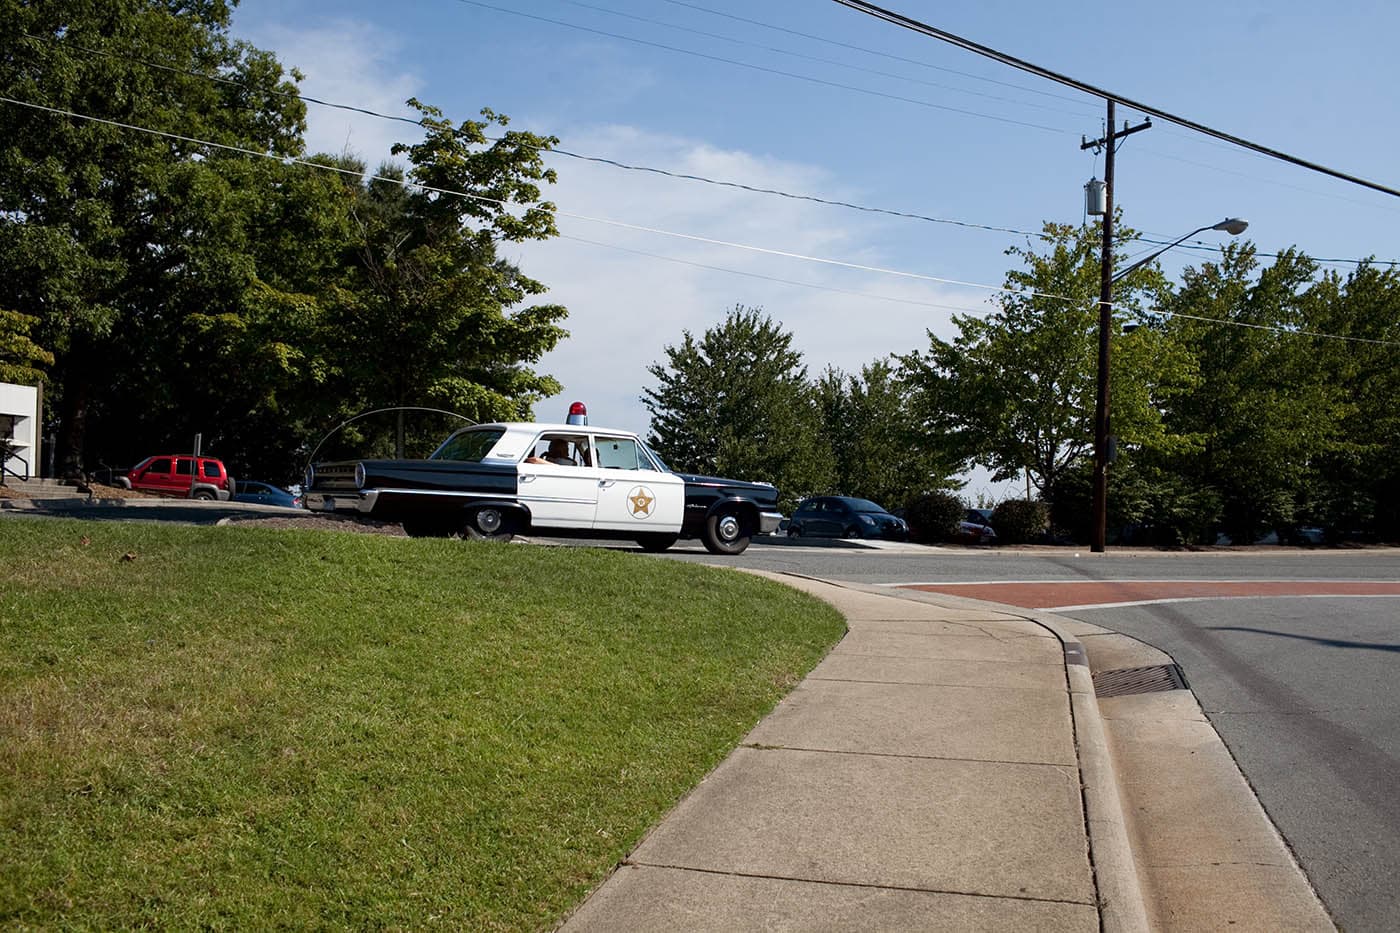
(0, 518), (844, 930)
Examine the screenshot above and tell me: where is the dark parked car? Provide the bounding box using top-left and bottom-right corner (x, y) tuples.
(787, 496), (908, 540)
(232, 480), (302, 509)
(956, 509), (998, 544)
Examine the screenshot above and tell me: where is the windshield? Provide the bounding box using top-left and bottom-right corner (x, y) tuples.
(844, 499), (886, 513)
(430, 427), (505, 462)
(638, 440), (672, 473)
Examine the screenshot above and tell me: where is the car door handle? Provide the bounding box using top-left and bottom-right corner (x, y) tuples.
(520, 474), (536, 483)
(599, 479), (616, 488)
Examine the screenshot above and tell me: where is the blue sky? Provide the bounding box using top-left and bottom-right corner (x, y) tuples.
(232, 0), (1400, 497)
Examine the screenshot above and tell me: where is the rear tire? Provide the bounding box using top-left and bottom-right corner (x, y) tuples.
(192, 489), (216, 501)
(702, 510), (750, 555)
(636, 533), (679, 553)
(463, 506), (514, 543)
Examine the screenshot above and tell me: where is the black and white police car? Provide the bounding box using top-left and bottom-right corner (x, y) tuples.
(303, 403), (784, 555)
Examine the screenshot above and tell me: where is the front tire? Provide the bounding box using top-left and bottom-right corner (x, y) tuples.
(463, 506), (514, 543)
(636, 533), (679, 553)
(843, 526), (861, 539)
(702, 509), (751, 555)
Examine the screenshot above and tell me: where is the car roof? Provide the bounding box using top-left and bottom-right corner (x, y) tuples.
(464, 421), (642, 436)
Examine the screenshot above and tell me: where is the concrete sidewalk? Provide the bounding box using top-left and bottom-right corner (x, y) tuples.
(562, 573), (1133, 931)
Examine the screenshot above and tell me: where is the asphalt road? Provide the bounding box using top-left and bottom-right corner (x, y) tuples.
(1066, 597), (1400, 932)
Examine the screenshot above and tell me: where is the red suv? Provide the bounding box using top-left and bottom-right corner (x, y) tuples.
(120, 455), (234, 500)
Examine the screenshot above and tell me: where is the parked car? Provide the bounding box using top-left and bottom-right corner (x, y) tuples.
(787, 496), (908, 540)
(232, 480), (302, 509)
(955, 509), (998, 544)
(302, 405), (783, 555)
(118, 454), (234, 500)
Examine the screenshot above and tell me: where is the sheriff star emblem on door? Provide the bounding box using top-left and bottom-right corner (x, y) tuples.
(627, 486), (656, 519)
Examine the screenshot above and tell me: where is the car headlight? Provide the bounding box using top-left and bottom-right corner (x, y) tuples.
(354, 462), (366, 489)
(859, 514), (876, 525)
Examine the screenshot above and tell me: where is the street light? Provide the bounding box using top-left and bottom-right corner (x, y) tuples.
(1090, 216), (1248, 553)
(1111, 218), (1249, 284)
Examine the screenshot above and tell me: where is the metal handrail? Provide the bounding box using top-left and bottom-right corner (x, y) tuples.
(304, 406), (475, 471)
(1, 451), (30, 484)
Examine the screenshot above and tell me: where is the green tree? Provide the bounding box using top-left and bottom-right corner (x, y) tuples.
(0, 309), (54, 385)
(1293, 263), (1400, 540)
(1158, 246), (1340, 544)
(815, 359), (954, 508)
(643, 306), (831, 507)
(324, 102), (568, 425)
(898, 220), (1193, 502)
(0, 0), (307, 471)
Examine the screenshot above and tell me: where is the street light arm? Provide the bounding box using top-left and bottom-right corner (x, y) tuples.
(1110, 225), (1210, 284)
(1110, 218), (1248, 284)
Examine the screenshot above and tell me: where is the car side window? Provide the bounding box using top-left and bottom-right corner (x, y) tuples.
(148, 458), (172, 474)
(175, 459), (194, 476)
(527, 434), (590, 467)
(203, 461), (222, 478)
(432, 427), (506, 462)
(595, 437), (644, 470)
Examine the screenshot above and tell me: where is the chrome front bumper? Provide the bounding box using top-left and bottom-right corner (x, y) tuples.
(304, 490), (380, 514)
(759, 511), (784, 534)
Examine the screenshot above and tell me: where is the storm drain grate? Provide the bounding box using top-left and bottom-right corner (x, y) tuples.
(1093, 664), (1188, 698)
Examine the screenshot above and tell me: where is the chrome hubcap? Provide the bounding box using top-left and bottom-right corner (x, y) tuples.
(476, 508), (503, 534)
(718, 514), (740, 541)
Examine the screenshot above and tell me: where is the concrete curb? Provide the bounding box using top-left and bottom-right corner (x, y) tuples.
(1027, 612), (1151, 933)
(793, 576), (1151, 933)
(2, 497), (130, 509)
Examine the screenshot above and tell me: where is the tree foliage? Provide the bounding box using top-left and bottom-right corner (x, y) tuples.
(903, 490), (964, 544)
(0, 3), (568, 481)
(898, 220), (1195, 502)
(0, 309), (54, 386)
(815, 359), (955, 509)
(643, 306), (830, 507)
(324, 102), (567, 424)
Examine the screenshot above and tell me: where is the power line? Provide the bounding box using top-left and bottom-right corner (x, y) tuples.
(557, 234), (992, 314)
(832, 0), (1400, 200)
(26, 31), (1396, 268)
(545, 0), (1097, 118)
(4, 95), (1397, 348)
(0, 94), (1048, 299)
(448, 0), (1068, 134)
(653, 0), (1092, 106)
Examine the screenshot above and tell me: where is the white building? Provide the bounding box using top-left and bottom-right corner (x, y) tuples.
(0, 381), (41, 481)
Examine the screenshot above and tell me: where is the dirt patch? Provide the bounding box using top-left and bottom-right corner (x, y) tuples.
(88, 483), (155, 500)
(223, 514), (408, 536)
(0, 482), (155, 500)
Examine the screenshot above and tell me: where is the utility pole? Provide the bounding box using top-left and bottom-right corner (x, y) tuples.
(1081, 101), (1150, 553)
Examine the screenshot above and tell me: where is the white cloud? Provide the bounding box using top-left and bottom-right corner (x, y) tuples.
(514, 125), (996, 440)
(244, 18), (423, 166)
